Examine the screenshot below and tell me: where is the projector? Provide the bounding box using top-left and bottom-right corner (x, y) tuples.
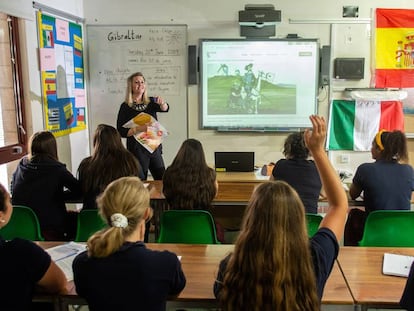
(239, 4), (281, 27)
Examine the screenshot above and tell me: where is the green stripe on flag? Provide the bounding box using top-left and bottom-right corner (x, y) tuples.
(329, 100), (356, 150)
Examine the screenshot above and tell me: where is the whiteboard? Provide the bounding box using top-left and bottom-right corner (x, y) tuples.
(86, 24), (188, 166)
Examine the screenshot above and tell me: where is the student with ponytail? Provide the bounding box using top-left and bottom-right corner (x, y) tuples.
(73, 177), (185, 311)
(345, 129), (414, 245)
(349, 129), (414, 213)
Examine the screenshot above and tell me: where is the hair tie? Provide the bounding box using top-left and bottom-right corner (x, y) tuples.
(110, 213), (128, 228)
(375, 130), (385, 151)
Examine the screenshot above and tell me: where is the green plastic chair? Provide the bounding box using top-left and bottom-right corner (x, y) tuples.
(306, 213), (323, 237)
(75, 209), (107, 242)
(157, 210), (220, 244)
(0, 205), (44, 241)
(358, 210), (414, 247)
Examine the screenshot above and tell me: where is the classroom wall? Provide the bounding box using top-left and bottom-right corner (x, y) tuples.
(17, 0), (89, 175)
(82, 0), (414, 177)
(5, 0), (414, 179)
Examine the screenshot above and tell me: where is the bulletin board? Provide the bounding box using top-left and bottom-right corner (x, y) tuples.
(86, 24), (188, 165)
(36, 11), (87, 137)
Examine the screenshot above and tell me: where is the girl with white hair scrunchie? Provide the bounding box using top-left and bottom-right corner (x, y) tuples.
(72, 176), (186, 310)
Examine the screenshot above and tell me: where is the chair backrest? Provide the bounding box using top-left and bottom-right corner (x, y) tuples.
(359, 210), (414, 247)
(0, 205), (44, 241)
(157, 210), (220, 244)
(306, 213), (323, 237)
(75, 209), (107, 242)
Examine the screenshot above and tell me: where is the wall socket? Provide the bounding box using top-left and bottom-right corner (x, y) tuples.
(340, 154), (350, 164)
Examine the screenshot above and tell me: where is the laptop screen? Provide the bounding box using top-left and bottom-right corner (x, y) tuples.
(214, 152), (255, 172)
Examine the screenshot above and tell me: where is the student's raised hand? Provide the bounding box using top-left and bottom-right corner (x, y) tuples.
(304, 115), (326, 153)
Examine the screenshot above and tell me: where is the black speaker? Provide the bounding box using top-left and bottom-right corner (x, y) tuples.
(188, 45), (198, 85)
(319, 45), (331, 86)
(334, 58), (365, 79)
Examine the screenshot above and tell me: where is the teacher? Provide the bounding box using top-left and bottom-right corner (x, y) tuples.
(116, 72), (169, 180)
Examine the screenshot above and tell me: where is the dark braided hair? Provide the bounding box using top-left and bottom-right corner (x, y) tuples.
(374, 130), (408, 162)
(283, 132), (309, 159)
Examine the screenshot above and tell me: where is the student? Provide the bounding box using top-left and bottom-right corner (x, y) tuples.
(77, 124), (142, 210)
(401, 262), (414, 311)
(0, 183), (67, 310)
(11, 131), (81, 241)
(162, 138), (222, 241)
(270, 131), (323, 214)
(214, 115), (348, 310)
(349, 129), (414, 212)
(163, 138), (218, 211)
(73, 176), (186, 311)
(345, 130), (414, 246)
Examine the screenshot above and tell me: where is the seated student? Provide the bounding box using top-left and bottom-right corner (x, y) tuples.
(270, 131), (323, 214)
(162, 138), (222, 240)
(73, 177), (186, 311)
(401, 262), (414, 311)
(214, 115), (348, 310)
(0, 183), (67, 310)
(11, 131), (81, 241)
(345, 129), (414, 246)
(163, 138), (218, 210)
(77, 124), (142, 210)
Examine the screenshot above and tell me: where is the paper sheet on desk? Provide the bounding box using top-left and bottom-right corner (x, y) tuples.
(46, 242), (86, 281)
(383, 253), (414, 277)
(254, 168), (270, 180)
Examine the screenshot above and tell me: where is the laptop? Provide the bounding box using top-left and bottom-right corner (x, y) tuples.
(382, 253), (414, 277)
(214, 152), (255, 172)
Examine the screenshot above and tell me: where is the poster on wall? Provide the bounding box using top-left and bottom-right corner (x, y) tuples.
(36, 11), (86, 136)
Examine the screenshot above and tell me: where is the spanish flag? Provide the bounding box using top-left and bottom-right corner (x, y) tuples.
(375, 8), (414, 88)
(328, 100), (404, 151)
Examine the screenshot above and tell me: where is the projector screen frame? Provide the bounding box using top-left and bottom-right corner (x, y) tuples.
(199, 38), (320, 132)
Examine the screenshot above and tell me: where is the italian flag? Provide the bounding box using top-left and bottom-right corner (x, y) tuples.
(328, 100), (404, 151)
(375, 8), (414, 88)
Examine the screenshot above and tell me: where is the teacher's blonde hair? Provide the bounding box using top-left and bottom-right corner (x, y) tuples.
(125, 72), (150, 106)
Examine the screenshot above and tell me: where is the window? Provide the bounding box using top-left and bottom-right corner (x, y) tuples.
(0, 12), (27, 187)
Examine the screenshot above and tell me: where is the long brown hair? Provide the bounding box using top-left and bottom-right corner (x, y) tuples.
(162, 138), (216, 210)
(0, 183), (8, 212)
(78, 124), (141, 194)
(219, 181), (319, 311)
(124, 72), (150, 106)
(28, 131), (58, 161)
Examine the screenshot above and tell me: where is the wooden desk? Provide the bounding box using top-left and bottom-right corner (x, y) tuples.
(38, 242), (353, 310)
(147, 178), (364, 236)
(337, 247), (414, 310)
(148, 171), (267, 202)
(146, 176), (263, 234)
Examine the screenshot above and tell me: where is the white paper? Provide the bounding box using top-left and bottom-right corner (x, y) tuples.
(46, 242), (86, 281)
(382, 253), (414, 277)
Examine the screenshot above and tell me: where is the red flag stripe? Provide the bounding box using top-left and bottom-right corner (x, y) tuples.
(375, 69), (414, 88)
(376, 8), (414, 28)
(379, 101), (405, 131)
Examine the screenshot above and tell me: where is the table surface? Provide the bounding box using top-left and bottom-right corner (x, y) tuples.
(39, 242), (353, 305)
(338, 246), (414, 307)
(147, 171), (266, 202)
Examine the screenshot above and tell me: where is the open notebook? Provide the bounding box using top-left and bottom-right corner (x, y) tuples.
(382, 253), (414, 277)
(45, 242), (86, 281)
